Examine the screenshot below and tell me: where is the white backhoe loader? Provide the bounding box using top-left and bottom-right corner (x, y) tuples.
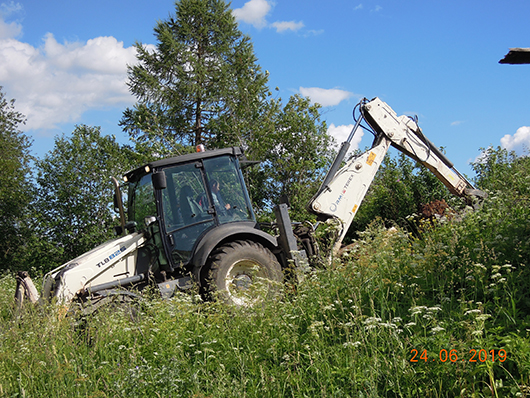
(15, 97), (485, 309)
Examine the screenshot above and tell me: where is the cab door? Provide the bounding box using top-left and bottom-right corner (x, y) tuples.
(159, 161), (215, 266)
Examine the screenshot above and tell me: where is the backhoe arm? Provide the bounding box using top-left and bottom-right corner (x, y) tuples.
(309, 97), (483, 253)
(362, 98), (479, 198)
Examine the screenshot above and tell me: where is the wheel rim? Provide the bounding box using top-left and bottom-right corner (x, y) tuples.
(225, 259), (271, 306)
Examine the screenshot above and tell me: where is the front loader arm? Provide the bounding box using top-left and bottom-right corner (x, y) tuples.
(309, 97), (484, 253)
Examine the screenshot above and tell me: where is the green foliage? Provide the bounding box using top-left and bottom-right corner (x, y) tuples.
(470, 146), (530, 266)
(243, 95), (335, 222)
(30, 126), (140, 272)
(0, 87), (33, 272)
(349, 150), (453, 240)
(1, 196), (530, 397)
(121, 0), (270, 153)
(2, 148), (529, 396)
(472, 146), (530, 195)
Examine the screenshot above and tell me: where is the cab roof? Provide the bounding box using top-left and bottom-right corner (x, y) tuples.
(124, 147), (243, 183)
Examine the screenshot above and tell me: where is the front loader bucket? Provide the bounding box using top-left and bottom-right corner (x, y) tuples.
(14, 271), (41, 308)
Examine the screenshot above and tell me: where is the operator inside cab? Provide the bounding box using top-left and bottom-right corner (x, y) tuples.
(210, 179), (231, 213)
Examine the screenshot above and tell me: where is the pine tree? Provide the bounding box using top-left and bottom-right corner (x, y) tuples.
(120, 0), (269, 154)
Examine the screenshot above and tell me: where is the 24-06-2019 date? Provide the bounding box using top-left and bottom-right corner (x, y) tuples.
(410, 349), (507, 363)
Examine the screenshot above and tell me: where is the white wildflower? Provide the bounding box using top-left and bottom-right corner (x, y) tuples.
(343, 341), (362, 348)
(502, 264), (513, 272)
(428, 306), (442, 312)
(410, 306), (427, 315)
(431, 326), (445, 334)
(363, 317), (382, 325)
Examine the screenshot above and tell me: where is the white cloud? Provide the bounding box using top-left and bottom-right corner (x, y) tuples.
(327, 123), (364, 151)
(271, 21), (304, 33)
(0, 15), (20, 38)
(43, 34), (138, 74)
(232, 0), (272, 29)
(0, 1), (22, 39)
(500, 126), (530, 154)
(233, 0), (311, 34)
(0, 1), (22, 15)
(299, 87), (354, 107)
(0, 29), (141, 131)
(303, 29), (324, 37)
(352, 4), (381, 13)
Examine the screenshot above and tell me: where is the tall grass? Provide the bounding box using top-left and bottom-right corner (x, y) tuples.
(1, 165), (529, 396)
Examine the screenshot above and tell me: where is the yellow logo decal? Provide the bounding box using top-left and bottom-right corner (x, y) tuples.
(367, 152), (376, 166)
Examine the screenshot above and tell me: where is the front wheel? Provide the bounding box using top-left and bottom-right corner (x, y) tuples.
(204, 240), (283, 307)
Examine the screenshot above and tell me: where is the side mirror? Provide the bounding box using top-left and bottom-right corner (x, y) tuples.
(113, 193), (120, 212)
(144, 216), (157, 227)
(152, 171), (167, 190)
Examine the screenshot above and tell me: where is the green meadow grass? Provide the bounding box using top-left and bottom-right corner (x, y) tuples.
(1, 192), (529, 397)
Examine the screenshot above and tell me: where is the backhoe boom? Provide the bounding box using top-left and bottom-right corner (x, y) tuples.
(309, 97), (483, 253)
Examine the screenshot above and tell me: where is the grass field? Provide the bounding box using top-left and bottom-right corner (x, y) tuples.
(1, 184), (530, 397)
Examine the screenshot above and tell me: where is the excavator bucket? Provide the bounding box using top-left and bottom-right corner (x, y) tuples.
(14, 271), (41, 307)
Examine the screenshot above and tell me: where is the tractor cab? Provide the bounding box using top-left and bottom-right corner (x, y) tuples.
(124, 147), (260, 276)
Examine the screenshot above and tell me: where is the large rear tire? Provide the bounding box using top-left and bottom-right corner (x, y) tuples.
(204, 240), (283, 307)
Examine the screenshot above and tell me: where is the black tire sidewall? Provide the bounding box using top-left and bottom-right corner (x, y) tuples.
(206, 240), (283, 306)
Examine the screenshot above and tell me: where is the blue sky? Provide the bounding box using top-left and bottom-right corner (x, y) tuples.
(1, 0), (529, 176)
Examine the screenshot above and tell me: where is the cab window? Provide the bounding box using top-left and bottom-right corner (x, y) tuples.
(203, 156), (255, 224)
(128, 174), (156, 226)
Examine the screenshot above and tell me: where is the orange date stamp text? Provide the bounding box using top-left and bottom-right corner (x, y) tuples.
(410, 348), (507, 363)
